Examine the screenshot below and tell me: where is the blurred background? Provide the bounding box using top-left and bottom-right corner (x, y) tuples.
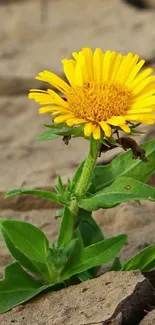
(0, 0), (155, 274)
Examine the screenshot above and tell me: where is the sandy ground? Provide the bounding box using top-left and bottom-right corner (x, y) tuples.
(0, 271), (152, 325)
(1, 0), (155, 323)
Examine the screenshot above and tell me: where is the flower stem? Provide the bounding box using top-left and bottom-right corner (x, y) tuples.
(69, 137), (100, 217)
(75, 137), (100, 197)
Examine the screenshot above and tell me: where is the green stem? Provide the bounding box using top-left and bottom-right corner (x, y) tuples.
(69, 137), (100, 217)
(75, 137), (100, 197)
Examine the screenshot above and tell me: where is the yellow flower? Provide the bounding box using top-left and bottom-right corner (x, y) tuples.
(29, 48), (155, 140)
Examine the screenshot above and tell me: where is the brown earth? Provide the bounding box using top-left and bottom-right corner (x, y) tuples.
(1, 0), (155, 324)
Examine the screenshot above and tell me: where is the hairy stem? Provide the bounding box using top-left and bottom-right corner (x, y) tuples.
(69, 137), (100, 218)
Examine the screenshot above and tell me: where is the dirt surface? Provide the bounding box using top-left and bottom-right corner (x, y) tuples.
(0, 271), (154, 325)
(1, 0), (155, 323)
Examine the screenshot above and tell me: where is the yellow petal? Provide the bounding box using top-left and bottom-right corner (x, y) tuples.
(93, 48), (103, 81)
(75, 60), (84, 87)
(134, 85), (155, 101)
(125, 54), (139, 79)
(119, 124), (131, 133)
(110, 53), (123, 82)
(125, 59), (145, 85)
(82, 48), (93, 81)
(131, 96), (155, 110)
(141, 119), (155, 124)
(99, 121), (112, 137)
(129, 68), (153, 90)
(102, 50), (112, 82)
(72, 52), (79, 60)
(93, 125), (101, 140)
(29, 89), (69, 108)
(28, 92), (52, 105)
(106, 116), (126, 126)
(127, 107), (155, 114)
(84, 122), (94, 137)
(47, 89), (68, 107)
(62, 59), (76, 87)
(124, 113), (155, 122)
(52, 111), (60, 115)
(78, 51), (90, 83)
(36, 70), (70, 93)
(66, 118), (87, 126)
(54, 114), (75, 124)
(115, 53), (134, 83)
(29, 89), (48, 93)
(39, 106), (61, 114)
(133, 76), (155, 95)
(108, 51), (117, 80)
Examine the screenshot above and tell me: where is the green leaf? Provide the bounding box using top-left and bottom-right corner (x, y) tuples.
(5, 188), (60, 204)
(48, 246), (66, 272)
(77, 209), (104, 246)
(62, 234), (127, 279)
(78, 177), (155, 211)
(78, 271), (93, 281)
(92, 139), (155, 193)
(44, 124), (83, 137)
(0, 262), (61, 313)
(49, 239), (83, 276)
(122, 245), (155, 271)
(57, 207), (74, 247)
(110, 257), (122, 271)
(55, 208), (65, 219)
(77, 210), (104, 280)
(44, 123), (65, 129)
(1, 229), (40, 274)
(37, 130), (59, 141)
(55, 125), (83, 137)
(66, 178), (72, 192)
(61, 238), (83, 276)
(0, 263), (40, 313)
(71, 160), (85, 191)
(1, 230), (50, 281)
(130, 128), (146, 136)
(55, 173), (64, 196)
(0, 220), (49, 263)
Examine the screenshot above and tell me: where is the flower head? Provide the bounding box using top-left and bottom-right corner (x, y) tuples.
(29, 48), (155, 140)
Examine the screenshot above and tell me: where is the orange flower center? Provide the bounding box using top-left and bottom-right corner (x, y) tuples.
(66, 82), (133, 121)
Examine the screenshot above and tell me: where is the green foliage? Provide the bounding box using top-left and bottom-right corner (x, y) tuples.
(37, 124), (84, 141)
(2, 133), (155, 314)
(71, 160), (85, 192)
(0, 262), (61, 313)
(91, 139), (155, 193)
(78, 177), (155, 210)
(77, 209), (104, 246)
(54, 174), (71, 205)
(110, 257), (122, 271)
(5, 175), (71, 206)
(5, 188), (60, 203)
(0, 263), (40, 313)
(57, 207), (74, 247)
(1, 230), (46, 277)
(122, 245), (155, 271)
(55, 173), (65, 196)
(61, 234), (127, 279)
(37, 130), (59, 141)
(1, 224), (50, 281)
(54, 125), (83, 137)
(1, 220), (49, 263)
(0, 216), (127, 313)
